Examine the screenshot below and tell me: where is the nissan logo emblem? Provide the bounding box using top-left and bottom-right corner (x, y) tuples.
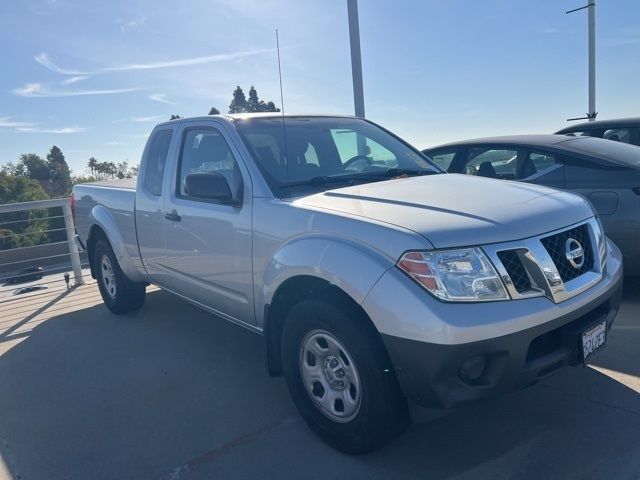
(565, 238), (585, 269)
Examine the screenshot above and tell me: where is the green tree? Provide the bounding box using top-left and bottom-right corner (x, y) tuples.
(0, 171), (49, 204)
(228, 86), (247, 113)
(116, 161), (136, 179)
(264, 101), (280, 112)
(88, 157), (98, 178)
(106, 162), (118, 179)
(0, 229), (18, 250)
(13, 154), (50, 184)
(0, 172), (50, 250)
(208, 107), (220, 115)
(247, 86), (260, 113)
(46, 145), (72, 197)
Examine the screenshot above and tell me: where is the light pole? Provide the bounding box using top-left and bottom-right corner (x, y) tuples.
(567, 1), (597, 122)
(347, 0), (365, 119)
(588, 1), (596, 122)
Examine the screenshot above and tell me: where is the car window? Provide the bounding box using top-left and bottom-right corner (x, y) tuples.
(603, 128), (630, 143)
(427, 150), (457, 171)
(143, 129), (173, 196)
(330, 129), (397, 170)
(521, 151), (557, 178)
(178, 128), (240, 198)
(465, 147), (518, 179)
(235, 117), (438, 196)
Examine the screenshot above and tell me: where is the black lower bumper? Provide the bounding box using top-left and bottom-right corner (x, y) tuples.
(382, 281), (623, 409)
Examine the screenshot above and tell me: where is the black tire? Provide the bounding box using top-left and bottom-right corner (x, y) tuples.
(94, 238), (146, 314)
(281, 297), (409, 454)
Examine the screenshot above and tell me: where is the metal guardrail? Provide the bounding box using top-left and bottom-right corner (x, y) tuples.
(0, 198), (84, 287)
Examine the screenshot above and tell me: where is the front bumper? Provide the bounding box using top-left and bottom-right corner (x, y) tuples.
(362, 240), (624, 408)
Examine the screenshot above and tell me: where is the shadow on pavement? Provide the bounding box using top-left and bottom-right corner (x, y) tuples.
(590, 276), (640, 378)
(0, 289), (639, 480)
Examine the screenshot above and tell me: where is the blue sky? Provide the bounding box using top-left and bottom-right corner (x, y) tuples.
(1, 0), (639, 174)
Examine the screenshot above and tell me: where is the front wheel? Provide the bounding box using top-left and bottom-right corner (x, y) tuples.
(281, 298), (409, 454)
(94, 239), (146, 314)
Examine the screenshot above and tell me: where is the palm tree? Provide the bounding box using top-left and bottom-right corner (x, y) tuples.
(88, 157), (98, 179)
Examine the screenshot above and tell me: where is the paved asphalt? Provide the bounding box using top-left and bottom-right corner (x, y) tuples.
(0, 278), (638, 480)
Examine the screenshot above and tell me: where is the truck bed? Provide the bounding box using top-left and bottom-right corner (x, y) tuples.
(83, 177), (137, 190)
(73, 179), (140, 271)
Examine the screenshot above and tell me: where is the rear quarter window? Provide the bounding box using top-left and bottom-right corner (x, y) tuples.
(143, 129), (173, 196)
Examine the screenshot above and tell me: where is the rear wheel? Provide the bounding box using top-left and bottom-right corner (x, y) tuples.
(281, 297), (409, 454)
(94, 239), (145, 314)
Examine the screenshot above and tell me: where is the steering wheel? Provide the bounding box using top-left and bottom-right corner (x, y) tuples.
(344, 155), (373, 171)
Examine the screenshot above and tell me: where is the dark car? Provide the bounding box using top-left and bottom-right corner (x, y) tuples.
(6, 266), (44, 284)
(423, 135), (640, 275)
(556, 117), (640, 146)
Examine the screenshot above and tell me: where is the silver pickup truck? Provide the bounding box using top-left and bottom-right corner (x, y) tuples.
(72, 114), (623, 453)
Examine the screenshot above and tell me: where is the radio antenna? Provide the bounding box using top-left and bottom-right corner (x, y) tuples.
(276, 29), (289, 183)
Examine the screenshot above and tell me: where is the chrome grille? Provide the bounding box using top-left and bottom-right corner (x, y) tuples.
(484, 218), (605, 304)
(497, 250), (532, 293)
(540, 224), (594, 282)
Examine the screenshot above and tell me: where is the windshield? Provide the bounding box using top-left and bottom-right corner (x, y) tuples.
(235, 116), (441, 196)
(565, 136), (640, 168)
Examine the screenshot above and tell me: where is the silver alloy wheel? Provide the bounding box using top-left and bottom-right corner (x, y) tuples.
(100, 254), (117, 299)
(299, 329), (362, 423)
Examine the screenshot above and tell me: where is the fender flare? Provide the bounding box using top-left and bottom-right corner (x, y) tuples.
(258, 235), (394, 328)
(88, 204), (147, 283)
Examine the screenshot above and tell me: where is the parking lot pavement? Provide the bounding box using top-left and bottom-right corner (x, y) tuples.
(0, 279), (638, 480)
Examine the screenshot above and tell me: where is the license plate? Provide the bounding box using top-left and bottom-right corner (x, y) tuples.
(581, 319), (607, 364)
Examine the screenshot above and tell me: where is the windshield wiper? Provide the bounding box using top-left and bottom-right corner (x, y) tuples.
(375, 168), (432, 178)
(278, 168), (437, 190)
(279, 175), (372, 189)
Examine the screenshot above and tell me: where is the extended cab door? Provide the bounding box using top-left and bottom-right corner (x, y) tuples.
(135, 127), (174, 284)
(161, 121), (255, 326)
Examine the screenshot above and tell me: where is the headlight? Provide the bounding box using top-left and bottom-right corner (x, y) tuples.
(397, 248), (509, 302)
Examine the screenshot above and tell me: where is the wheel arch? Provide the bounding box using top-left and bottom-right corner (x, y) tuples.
(86, 204), (146, 283)
(86, 224), (108, 279)
(264, 275), (389, 377)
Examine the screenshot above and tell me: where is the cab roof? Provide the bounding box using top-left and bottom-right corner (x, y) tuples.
(155, 112), (358, 127)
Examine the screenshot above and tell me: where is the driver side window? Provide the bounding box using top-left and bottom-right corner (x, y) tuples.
(177, 128), (240, 199)
(465, 147), (518, 179)
(329, 129), (398, 171)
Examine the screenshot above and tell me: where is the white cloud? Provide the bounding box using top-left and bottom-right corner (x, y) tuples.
(61, 75), (90, 85)
(149, 93), (175, 105)
(118, 16), (147, 32)
(34, 49), (272, 76)
(602, 37), (640, 47)
(16, 126), (86, 134)
(541, 26), (559, 34)
(114, 115), (166, 123)
(106, 140), (127, 146)
(12, 82), (141, 98)
(0, 115), (82, 134)
(0, 117), (36, 129)
(35, 53), (84, 75)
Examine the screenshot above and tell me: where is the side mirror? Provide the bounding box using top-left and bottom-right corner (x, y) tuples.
(184, 172), (234, 203)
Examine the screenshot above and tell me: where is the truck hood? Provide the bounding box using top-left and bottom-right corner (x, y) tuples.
(295, 174), (594, 248)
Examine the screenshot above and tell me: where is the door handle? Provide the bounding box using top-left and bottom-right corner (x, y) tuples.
(164, 210), (181, 222)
